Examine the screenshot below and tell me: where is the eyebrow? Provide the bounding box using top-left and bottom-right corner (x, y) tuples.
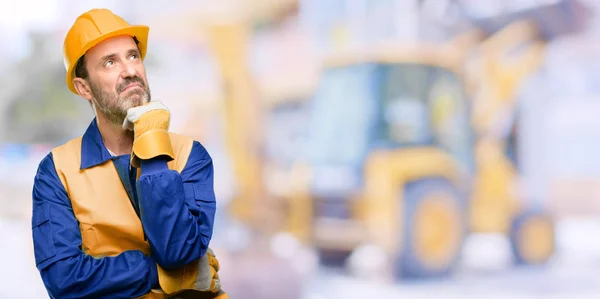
(126, 48), (141, 56)
(98, 53), (117, 66)
(98, 48), (141, 66)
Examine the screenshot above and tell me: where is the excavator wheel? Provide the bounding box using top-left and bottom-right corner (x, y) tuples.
(398, 179), (466, 279)
(509, 209), (555, 265)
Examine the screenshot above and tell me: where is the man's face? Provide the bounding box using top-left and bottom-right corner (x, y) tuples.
(84, 35), (151, 125)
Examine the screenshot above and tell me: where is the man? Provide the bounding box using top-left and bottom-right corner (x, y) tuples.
(31, 8), (227, 298)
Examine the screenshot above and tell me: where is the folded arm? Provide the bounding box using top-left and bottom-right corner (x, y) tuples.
(32, 153), (158, 299)
(136, 141), (217, 269)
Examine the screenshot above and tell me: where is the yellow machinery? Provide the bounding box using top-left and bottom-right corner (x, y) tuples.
(465, 20), (552, 266)
(202, 1), (303, 237)
(205, 22), (268, 232)
(303, 42), (478, 278)
(205, 25), (316, 239)
(295, 1), (586, 278)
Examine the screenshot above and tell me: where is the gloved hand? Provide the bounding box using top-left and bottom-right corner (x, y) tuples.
(123, 99), (174, 168)
(195, 248), (221, 292)
(155, 248), (225, 297)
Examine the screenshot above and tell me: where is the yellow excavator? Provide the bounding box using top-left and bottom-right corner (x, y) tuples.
(179, 0), (586, 282)
(291, 0), (587, 279)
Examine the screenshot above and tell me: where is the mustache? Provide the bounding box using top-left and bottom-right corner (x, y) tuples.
(117, 77), (146, 93)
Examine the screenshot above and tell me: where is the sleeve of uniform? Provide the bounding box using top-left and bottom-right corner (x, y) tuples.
(32, 153), (159, 299)
(137, 140), (216, 269)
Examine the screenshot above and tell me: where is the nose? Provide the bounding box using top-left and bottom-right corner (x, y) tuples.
(121, 61), (137, 78)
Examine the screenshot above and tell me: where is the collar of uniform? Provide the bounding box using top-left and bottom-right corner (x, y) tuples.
(80, 118), (114, 170)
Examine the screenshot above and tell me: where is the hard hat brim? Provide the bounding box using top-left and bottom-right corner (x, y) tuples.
(66, 25), (149, 95)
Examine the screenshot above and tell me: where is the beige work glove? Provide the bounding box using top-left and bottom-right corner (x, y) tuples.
(123, 99), (174, 168)
(190, 247), (222, 292)
(155, 248), (226, 297)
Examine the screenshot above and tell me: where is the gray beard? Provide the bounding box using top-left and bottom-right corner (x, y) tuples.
(90, 83), (150, 126)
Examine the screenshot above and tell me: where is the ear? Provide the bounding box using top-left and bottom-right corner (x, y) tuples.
(73, 78), (93, 101)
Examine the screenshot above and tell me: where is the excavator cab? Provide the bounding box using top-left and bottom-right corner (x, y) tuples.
(306, 48), (474, 277)
(308, 58), (473, 190)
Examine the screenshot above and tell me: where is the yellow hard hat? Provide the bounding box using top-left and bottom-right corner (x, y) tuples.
(63, 8), (149, 94)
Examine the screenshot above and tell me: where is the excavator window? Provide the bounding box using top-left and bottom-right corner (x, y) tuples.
(429, 67), (474, 171)
(307, 64), (378, 166)
(379, 63), (433, 145)
(378, 63), (474, 170)
(307, 62), (473, 172)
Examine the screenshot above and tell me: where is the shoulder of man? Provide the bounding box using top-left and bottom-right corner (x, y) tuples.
(51, 135), (83, 157)
(168, 133), (210, 156)
(51, 136), (84, 154)
(167, 133), (212, 173)
(38, 136), (84, 172)
(32, 136), (83, 194)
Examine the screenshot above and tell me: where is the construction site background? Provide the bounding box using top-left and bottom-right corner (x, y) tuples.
(2, 0), (600, 298)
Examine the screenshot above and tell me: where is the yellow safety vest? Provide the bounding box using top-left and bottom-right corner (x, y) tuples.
(52, 133), (194, 298)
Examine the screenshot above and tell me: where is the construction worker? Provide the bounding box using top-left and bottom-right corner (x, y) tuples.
(31, 8), (227, 298)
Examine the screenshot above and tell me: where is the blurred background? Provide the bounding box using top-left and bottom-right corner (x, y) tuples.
(2, 0), (600, 298)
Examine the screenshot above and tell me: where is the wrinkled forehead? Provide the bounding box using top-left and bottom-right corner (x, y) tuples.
(85, 35), (139, 62)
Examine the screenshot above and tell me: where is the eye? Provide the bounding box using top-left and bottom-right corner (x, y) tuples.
(129, 53), (139, 60)
(104, 60), (114, 67)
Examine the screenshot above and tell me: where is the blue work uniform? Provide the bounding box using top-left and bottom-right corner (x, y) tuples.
(31, 119), (216, 298)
